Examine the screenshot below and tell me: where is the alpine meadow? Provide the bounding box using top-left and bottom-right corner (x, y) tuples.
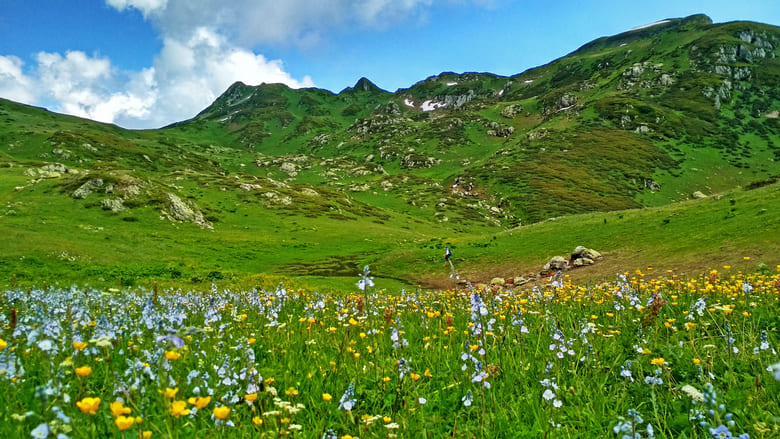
(1, 13), (780, 439)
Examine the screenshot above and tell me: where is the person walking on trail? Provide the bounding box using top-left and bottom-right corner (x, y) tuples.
(444, 245), (455, 272)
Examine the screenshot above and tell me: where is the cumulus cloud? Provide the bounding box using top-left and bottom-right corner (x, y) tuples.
(0, 55), (38, 104)
(142, 27), (314, 127)
(105, 0), (168, 17)
(34, 50), (155, 125)
(108, 0), (438, 46)
(1, 29), (313, 128)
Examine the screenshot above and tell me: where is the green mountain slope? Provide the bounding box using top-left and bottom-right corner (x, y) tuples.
(1, 14), (779, 288)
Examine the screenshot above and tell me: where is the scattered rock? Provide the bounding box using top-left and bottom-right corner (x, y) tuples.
(239, 183), (262, 191)
(644, 179), (661, 192)
(570, 246), (602, 265)
(100, 198), (125, 212)
(52, 148), (71, 160)
(72, 179), (104, 199)
(500, 104), (523, 118)
(163, 193), (212, 229)
(542, 256), (569, 273)
(692, 191), (707, 199)
(280, 162), (299, 177)
(490, 277), (505, 286)
(513, 276), (530, 286)
(572, 257), (595, 267)
(300, 188), (319, 197)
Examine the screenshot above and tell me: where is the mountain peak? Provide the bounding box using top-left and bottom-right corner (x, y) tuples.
(574, 14), (713, 54)
(339, 77), (387, 94)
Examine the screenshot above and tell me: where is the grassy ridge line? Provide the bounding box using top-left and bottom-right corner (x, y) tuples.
(374, 182), (780, 287)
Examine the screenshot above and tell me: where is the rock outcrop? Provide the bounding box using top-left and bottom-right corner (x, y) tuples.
(162, 193), (212, 229)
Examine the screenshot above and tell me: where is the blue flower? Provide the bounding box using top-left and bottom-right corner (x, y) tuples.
(709, 424), (732, 438)
(31, 423), (49, 439)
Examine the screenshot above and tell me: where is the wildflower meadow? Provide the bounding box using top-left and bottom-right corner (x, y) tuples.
(1, 264), (779, 438)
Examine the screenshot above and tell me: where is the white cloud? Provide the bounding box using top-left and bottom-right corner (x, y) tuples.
(105, 0), (168, 17)
(2, 29), (313, 128)
(109, 0), (438, 46)
(140, 27), (315, 127)
(0, 55), (38, 104)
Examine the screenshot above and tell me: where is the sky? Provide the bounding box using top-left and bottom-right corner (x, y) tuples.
(1, 1), (779, 129)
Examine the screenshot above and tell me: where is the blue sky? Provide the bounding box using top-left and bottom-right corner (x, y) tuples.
(1, 0), (778, 129)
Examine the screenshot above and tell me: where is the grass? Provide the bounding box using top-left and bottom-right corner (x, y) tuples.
(1, 267), (778, 438)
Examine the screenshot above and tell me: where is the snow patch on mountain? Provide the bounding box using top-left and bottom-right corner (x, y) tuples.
(421, 100), (446, 112)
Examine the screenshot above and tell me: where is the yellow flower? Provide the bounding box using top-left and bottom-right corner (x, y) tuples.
(110, 401), (131, 417)
(164, 350), (181, 361)
(76, 397), (101, 415)
(252, 416), (263, 426)
(187, 396), (211, 410)
(75, 366), (93, 377)
(410, 373), (421, 381)
(651, 358), (666, 366)
(115, 415), (135, 431)
(424, 369), (433, 378)
(0, 338), (7, 351)
(245, 393), (258, 402)
(693, 358), (701, 365)
(164, 388), (178, 399)
(212, 406), (231, 420)
(248, 338), (256, 345)
(285, 387), (298, 396)
(322, 393), (332, 402)
(381, 377), (391, 383)
(264, 377), (275, 385)
(72, 341), (87, 350)
(169, 400), (190, 417)
(141, 432), (152, 439)
(383, 416), (392, 423)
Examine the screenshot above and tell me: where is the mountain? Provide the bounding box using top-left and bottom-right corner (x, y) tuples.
(1, 14), (778, 288)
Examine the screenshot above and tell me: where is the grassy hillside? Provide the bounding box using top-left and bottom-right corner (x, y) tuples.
(1, 14), (779, 289)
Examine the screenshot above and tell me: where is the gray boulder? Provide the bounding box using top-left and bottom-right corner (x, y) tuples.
(72, 179), (104, 199)
(573, 258), (595, 267)
(570, 246), (602, 268)
(163, 193), (212, 229)
(100, 198), (125, 212)
(542, 256), (569, 273)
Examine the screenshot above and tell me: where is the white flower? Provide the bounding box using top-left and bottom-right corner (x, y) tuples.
(680, 384), (704, 402)
(769, 361), (780, 381)
(37, 340), (53, 352)
(542, 389), (555, 401)
(418, 397), (427, 405)
(553, 399), (562, 408)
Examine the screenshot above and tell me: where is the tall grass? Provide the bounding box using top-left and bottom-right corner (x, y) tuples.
(1, 264), (778, 438)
